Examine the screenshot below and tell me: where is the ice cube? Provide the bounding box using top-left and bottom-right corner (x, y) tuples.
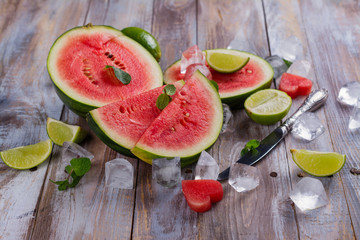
(195, 151), (219, 180)
(289, 177), (328, 211)
(228, 163), (260, 192)
(349, 98), (360, 131)
(287, 60), (311, 79)
(291, 112), (325, 141)
(105, 158), (134, 189)
(265, 55), (289, 80)
(274, 36), (303, 62)
(337, 81), (360, 107)
(180, 45), (205, 74)
(152, 157), (181, 188)
(220, 103), (233, 134)
(62, 141), (94, 162)
(184, 63), (212, 80)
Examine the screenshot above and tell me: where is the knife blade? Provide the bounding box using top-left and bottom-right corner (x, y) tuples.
(217, 88), (328, 181)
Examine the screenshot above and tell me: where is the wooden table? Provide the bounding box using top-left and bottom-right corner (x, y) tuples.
(1, 0), (359, 239)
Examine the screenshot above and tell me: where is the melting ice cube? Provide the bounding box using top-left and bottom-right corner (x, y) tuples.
(349, 98), (360, 131)
(291, 112), (325, 141)
(337, 81), (360, 107)
(180, 45), (205, 74)
(265, 55), (289, 80)
(62, 141), (94, 162)
(105, 158), (134, 189)
(184, 63), (212, 80)
(289, 177), (328, 211)
(195, 151), (219, 180)
(220, 103), (233, 134)
(287, 60), (311, 79)
(152, 157), (181, 188)
(228, 163), (260, 193)
(274, 36), (303, 62)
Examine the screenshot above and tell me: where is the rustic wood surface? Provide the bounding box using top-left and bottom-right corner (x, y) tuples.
(0, 0), (359, 239)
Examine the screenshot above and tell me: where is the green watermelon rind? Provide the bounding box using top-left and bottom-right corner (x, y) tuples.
(132, 71), (223, 167)
(163, 49), (274, 108)
(47, 25), (163, 116)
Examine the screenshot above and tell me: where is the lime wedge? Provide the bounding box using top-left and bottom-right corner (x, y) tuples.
(46, 118), (87, 146)
(244, 89), (292, 125)
(0, 139), (52, 170)
(206, 50), (250, 73)
(291, 149), (346, 177)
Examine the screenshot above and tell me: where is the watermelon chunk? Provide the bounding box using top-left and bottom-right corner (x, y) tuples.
(182, 180), (223, 213)
(279, 73), (313, 98)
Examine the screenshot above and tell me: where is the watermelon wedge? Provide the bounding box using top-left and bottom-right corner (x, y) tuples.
(132, 70), (223, 166)
(86, 81), (185, 157)
(164, 49), (274, 108)
(47, 25), (163, 116)
(279, 73), (312, 98)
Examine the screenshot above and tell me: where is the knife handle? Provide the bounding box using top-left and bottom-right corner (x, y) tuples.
(282, 88), (328, 131)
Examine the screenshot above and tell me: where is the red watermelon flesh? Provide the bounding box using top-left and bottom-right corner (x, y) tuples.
(279, 73), (312, 98)
(182, 180), (223, 212)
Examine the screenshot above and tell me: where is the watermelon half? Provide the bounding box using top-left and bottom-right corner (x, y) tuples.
(164, 49), (274, 108)
(47, 25), (163, 116)
(86, 81), (185, 157)
(132, 70), (223, 166)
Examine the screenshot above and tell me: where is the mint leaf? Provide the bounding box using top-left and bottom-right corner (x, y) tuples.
(209, 80), (219, 92)
(164, 84), (176, 96)
(156, 93), (170, 110)
(282, 59), (292, 68)
(70, 157), (91, 176)
(65, 165), (73, 174)
(241, 139), (260, 157)
(105, 65), (131, 85)
(58, 181), (70, 191)
(69, 172), (82, 188)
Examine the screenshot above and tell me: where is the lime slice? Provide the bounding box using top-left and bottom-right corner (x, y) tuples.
(0, 139), (52, 170)
(46, 118), (87, 146)
(244, 89), (292, 125)
(291, 149), (346, 177)
(206, 50), (250, 73)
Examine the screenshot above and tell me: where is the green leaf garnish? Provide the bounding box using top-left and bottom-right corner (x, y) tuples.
(105, 65), (131, 85)
(241, 139), (260, 157)
(282, 59), (293, 68)
(164, 84), (176, 96)
(50, 157), (91, 191)
(156, 84), (176, 110)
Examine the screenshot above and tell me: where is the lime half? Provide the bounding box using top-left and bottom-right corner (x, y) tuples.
(46, 118), (87, 146)
(291, 149), (346, 177)
(206, 50), (250, 73)
(244, 89), (292, 125)
(0, 139), (52, 170)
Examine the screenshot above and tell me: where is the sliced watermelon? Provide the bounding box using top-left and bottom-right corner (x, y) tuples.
(279, 73), (313, 98)
(131, 70), (223, 166)
(182, 180), (223, 213)
(86, 81), (185, 157)
(164, 49), (274, 107)
(47, 25), (163, 116)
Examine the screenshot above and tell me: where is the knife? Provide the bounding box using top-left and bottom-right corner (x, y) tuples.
(217, 88), (329, 181)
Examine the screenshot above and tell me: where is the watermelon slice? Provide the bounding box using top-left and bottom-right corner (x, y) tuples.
(279, 73), (313, 98)
(164, 49), (274, 107)
(86, 81), (185, 157)
(132, 71), (223, 166)
(182, 180), (223, 213)
(47, 25), (163, 116)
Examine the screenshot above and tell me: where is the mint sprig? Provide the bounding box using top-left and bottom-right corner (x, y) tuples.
(156, 84), (176, 110)
(241, 139), (260, 157)
(105, 65), (131, 85)
(50, 157), (91, 191)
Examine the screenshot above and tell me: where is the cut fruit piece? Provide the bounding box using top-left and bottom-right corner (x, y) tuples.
(132, 70), (223, 166)
(279, 73), (312, 99)
(87, 81), (185, 157)
(46, 118), (87, 146)
(182, 180), (223, 213)
(121, 26), (161, 62)
(164, 49), (274, 107)
(244, 89), (292, 125)
(0, 139), (52, 170)
(47, 25), (163, 116)
(290, 149), (346, 177)
(206, 50), (250, 73)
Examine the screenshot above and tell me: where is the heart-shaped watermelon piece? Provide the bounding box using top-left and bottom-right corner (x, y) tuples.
(181, 180), (223, 212)
(279, 73), (313, 98)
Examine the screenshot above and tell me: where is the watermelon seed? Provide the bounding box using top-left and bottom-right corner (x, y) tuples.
(247, 69), (252, 73)
(105, 52), (109, 56)
(185, 112), (190, 117)
(115, 61), (120, 65)
(171, 127), (175, 131)
(131, 105), (135, 112)
(180, 91), (187, 96)
(127, 107), (132, 114)
(119, 106), (125, 113)
(108, 54), (113, 58)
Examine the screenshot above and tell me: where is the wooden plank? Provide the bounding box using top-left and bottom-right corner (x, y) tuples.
(0, 0), (90, 239)
(196, 0), (298, 239)
(131, 0), (199, 239)
(30, 0), (154, 239)
(264, 0), (356, 239)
